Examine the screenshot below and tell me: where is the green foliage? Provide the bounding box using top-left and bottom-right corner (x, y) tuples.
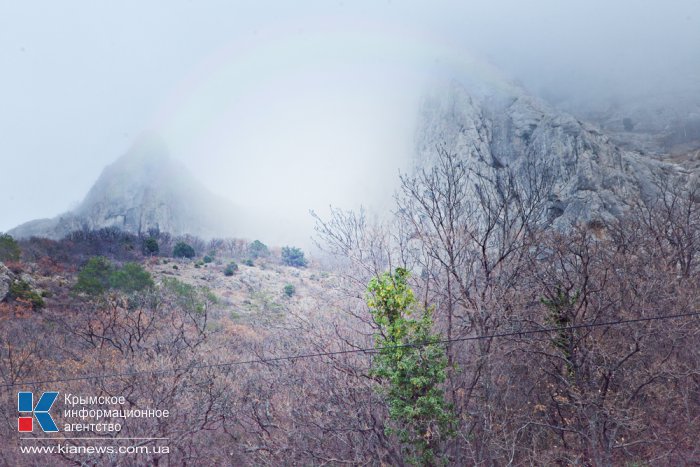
(224, 262), (238, 276)
(163, 277), (217, 315)
(283, 284), (296, 297)
(243, 259), (254, 267)
(247, 290), (282, 314)
(163, 276), (195, 297)
(367, 268), (454, 465)
(74, 257), (153, 296)
(0, 233), (21, 262)
(248, 240), (269, 259)
(143, 237), (159, 256)
(74, 256), (114, 296)
(203, 255), (214, 263)
(9, 280), (44, 309)
(173, 242), (196, 259)
(281, 246), (307, 267)
(109, 262), (154, 293)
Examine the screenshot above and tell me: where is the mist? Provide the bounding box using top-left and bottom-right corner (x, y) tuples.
(1, 0), (699, 245)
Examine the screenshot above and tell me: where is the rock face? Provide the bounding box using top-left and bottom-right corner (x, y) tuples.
(415, 82), (685, 229)
(0, 263), (12, 302)
(9, 134), (242, 240)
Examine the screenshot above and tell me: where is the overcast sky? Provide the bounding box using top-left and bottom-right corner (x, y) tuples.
(1, 0), (699, 241)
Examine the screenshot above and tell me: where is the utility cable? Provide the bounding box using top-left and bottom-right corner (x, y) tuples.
(1, 310), (698, 389)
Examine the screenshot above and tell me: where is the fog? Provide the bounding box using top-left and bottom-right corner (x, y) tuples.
(1, 0), (699, 245)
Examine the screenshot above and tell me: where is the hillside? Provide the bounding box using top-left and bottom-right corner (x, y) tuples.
(2, 70), (700, 467)
(147, 254), (335, 324)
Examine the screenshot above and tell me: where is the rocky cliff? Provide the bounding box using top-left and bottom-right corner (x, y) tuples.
(415, 82), (687, 229)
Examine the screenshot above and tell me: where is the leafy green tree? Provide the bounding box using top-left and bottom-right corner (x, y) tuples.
(367, 268), (454, 465)
(224, 262), (238, 276)
(281, 246), (307, 267)
(75, 257), (153, 296)
(143, 237), (159, 256)
(0, 233), (21, 262)
(109, 262), (154, 293)
(248, 240), (269, 259)
(283, 284), (295, 297)
(74, 256), (114, 296)
(173, 242), (196, 259)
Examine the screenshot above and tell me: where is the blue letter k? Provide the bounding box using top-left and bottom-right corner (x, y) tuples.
(18, 392), (59, 432)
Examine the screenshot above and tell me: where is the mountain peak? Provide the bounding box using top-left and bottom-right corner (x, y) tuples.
(8, 134), (241, 240)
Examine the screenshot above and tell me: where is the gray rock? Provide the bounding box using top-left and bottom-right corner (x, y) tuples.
(19, 273), (37, 289)
(0, 262), (14, 302)
(415, 81), (686, 229)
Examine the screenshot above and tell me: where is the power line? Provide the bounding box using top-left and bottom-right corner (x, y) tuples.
(1, 311), (698, 390)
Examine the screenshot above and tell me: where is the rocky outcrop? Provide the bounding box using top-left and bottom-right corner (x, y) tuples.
(415, 82), (685, 229)
(0, 263), (12, 302)
(0, 262), (46, 309)
(9, 133), (244, 240)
